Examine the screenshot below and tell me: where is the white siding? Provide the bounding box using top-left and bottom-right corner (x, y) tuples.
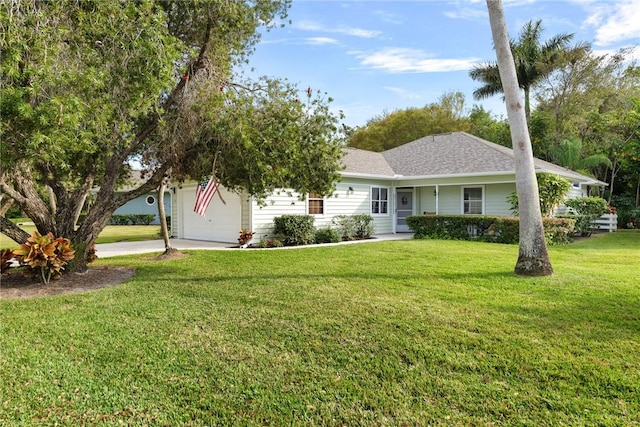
(251, 190), (307, 240)
(485, 183), (516, 216)
(417, 186), (438, 214)
(437, 186), (461, 214)
(249, 179), (394, 240)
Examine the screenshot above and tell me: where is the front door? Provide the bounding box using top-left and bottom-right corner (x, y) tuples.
(396, 189), (413, 232)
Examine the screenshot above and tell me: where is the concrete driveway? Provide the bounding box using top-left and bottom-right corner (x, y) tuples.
(95, 234), (413, 258)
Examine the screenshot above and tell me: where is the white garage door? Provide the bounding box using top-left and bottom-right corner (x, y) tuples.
(181, 185), (242, 243)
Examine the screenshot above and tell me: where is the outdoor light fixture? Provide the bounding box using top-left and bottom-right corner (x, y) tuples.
(348, 186), (354, 194)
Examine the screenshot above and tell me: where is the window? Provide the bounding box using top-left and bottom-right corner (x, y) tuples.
(371, 187), (389, 215)
(145, 196), (156, 205)
(463, 187), (483, 214)
(308, 193), (324, 215)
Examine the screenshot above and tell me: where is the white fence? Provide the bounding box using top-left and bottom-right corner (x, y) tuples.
(593, 213), (617, 232)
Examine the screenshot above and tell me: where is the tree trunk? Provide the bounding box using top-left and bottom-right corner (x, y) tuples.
(0, 216), (31, 245)
(47, 185), (57, 217)
(0, 197), (15, 217)
(486, 0), (553, 276)
(157, 172), (177, 255)
(607, 158), (620, 205)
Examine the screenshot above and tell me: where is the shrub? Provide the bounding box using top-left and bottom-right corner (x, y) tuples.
(544, 218), (576, 245)
(332, 215), (357, 240)
(564, 196), (608, 217)
(314, 227), (341, 244)
(564, 196), (608, 236)
(257, 237), (283, 248)
(507, 173), (571, 216)
(273, 215), (316, 246)
(12, 231), (76, 284)
(611, 194), (639, 229)
(406, 215), (575, 246)
(332, 214), (374, 240)
(351, 214), (374, 239)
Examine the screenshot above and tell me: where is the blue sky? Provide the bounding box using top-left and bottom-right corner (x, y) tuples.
(246, 0), (640, 128)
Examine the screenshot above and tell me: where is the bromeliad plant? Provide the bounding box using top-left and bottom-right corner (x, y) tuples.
(12, 231), (75, 284)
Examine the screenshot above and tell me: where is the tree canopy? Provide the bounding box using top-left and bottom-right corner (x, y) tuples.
(347, 92), (472, 151)
(1, 0), (344, 269)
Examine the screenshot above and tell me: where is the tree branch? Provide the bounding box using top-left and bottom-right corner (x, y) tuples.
(0, 216), (30, 244)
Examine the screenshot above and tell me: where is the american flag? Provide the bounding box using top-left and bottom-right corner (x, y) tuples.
(193, 176), (220, 216)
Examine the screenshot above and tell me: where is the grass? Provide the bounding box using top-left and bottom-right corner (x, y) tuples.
(0, 224), (161, 248)
(1, 231), (639, 425)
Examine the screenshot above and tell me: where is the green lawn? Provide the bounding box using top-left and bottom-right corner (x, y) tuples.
(1, 231), (639, 425)
(0, 224), (161, 248)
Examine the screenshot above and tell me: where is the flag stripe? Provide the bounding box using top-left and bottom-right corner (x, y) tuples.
(193, 177), (220, 216)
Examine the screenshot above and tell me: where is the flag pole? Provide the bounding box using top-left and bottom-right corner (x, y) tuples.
(211, 151), (226, 205)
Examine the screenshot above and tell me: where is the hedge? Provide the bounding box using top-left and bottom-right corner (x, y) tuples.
(109, 214), (156, 225)
(406, 215), (575, 245)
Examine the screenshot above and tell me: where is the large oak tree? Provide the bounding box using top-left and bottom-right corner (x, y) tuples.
(1, 0), (344, 270)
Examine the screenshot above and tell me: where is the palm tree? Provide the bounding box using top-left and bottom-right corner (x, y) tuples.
(486, 0), (553, 276)
(470, 19), (587, 123)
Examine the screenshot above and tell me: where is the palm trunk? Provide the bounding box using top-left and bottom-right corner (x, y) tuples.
(487, 0), (553, 276)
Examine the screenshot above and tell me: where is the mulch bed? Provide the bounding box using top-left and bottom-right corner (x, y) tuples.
(1, 267), (136, 300)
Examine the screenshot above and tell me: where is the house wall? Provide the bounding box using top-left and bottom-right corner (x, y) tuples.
(249, 178), (394, 241)
(485, 183), (515, 216)
(416, 182), (515, 216)
(333, 179), (393, 234)
(416, 186), (437, 214)
(113, 192), (171, 224)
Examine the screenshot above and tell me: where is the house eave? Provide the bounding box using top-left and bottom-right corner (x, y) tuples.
(340, 172), (397, 179)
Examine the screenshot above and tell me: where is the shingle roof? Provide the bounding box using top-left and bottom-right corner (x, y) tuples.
(342, 147), (396, 177)
(382, 132), (517, 176)
(341, 131), (605, 184)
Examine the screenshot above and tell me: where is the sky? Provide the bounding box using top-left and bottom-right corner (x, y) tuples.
(245, 0), (640, 128)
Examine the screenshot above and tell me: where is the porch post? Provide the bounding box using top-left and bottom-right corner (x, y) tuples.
(435, 185), (439, 215)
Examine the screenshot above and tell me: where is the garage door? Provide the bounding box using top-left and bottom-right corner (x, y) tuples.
(181, 185), (242, 243)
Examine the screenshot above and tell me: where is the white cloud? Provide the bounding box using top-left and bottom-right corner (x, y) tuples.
(383, 86), (425, 100)
(372, 9), (403, 25)
(593, 0), (640, 46)
(591, 46), (640, 63)
(352, 48), (480, 73)
(305, 37), (340, 46)
(443, 7), (487, 20)
(294, 20), (381, 38)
